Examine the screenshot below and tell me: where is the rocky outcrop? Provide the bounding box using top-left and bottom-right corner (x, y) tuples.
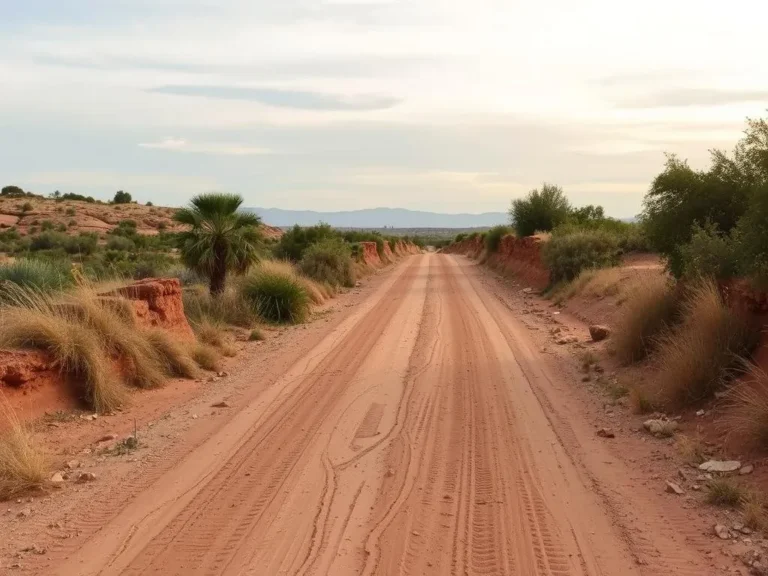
(103, 278), (195, 341)
(0, 350), (55, 389)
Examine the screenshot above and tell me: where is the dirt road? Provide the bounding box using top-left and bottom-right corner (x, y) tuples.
(47, 254), (713, 575)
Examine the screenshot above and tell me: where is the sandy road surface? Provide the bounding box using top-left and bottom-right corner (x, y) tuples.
(48, 253), (712, 576)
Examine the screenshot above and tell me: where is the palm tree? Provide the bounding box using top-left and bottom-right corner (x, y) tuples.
(175, 193), (262, 295)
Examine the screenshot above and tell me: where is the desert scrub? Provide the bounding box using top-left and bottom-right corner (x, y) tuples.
(242, 263), (310, 324)
(191, 343), (222, 371)
(183, 284), (259, 328)
(725, 366), (768, 449)
(0, 258), (73, 298)
(612, 274), (680, 364)
(543, 230), (621, 283)
(144, 329), (199, 378)
(0, 406), (48, 500)
(299, 238), (355, 288)
(706, 478), (745, 507)
(484, 225), (512, 253)
(648, 280), (759, 408)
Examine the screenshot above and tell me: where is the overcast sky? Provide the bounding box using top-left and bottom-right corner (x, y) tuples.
(1, 0), (766, 217)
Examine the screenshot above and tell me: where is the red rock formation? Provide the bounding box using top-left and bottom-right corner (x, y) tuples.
(103, 278), (195, 341)
(359, 242), (382, 267)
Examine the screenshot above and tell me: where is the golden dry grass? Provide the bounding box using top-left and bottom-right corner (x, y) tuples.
(0, 402), (48, 500)
(257, 260), (330, 305)
(725, 365), (768, 448)
(144, 329), (199, 378)
(706, 478), (745, 507)
(612, 274), (680, 365)
(0, 293), (128, 413)
(743, 492), (767, 530)
(191, 343), (222, 372)
(648, 281), (758, 408)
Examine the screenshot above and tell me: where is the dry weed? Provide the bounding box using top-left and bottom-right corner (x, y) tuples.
(0, 401), (48, 500)
(724, 365), (768, 448)
(191, 343), (222, 372)
(144, 329), (199, 378)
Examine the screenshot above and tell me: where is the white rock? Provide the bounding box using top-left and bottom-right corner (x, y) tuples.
(700, 460), (741, 473)
(714, 524), (731, 540)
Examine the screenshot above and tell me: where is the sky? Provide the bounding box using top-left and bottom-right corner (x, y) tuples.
(1, 0), (766, 218)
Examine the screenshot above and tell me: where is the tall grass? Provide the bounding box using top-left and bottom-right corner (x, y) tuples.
(242, 262), (310, 324)
(725, 365), (768, 449)
(183, 284), (258, 328)
(612, 275), (680, 364)
(144, 329), (199, 378)
(0, 292), (128, 413)
(0, 403), (48, 500)
(0, 259), (73, 299)
(647, 281), (759, 407)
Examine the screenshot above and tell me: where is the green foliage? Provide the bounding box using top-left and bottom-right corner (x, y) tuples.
(642, 117), (768, 276)
(734, 184), (768, 286)
(484, 225), (512, 253)
(60, 193), (96, 203)
(454, 233), (467, 243)
(27, 231), (98, 256)
(241, 267), (309, 324)
(299, 238), (355, 287)
(175, 193), (262, 294)
(20, 202), (33, 213)
(679, 222), (742, 280)
(112, 190), (132, 204)
(274, 224), (336, 261)
(65, 207), (76, 216)
(1, 185), (25, 198)
(146, 201), (153, 207)
(0, 258), (73, 296)
(510, 183), (570, 236)
(543, 230), (621, 283)
(106, 235), (136, 251)
(41, 220), (54, 231)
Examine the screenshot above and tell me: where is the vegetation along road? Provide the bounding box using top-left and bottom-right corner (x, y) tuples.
(47, 254), (710, 575)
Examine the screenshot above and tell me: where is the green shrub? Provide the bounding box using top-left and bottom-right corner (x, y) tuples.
(679, 222), (741, 279)
(454, 233), (467, 243)
(274, 224), (337, 261)
(510, 183), (570, 236)
(65, 207), (76, 216)
(20, 202), (33, 213)
(183, 285), (258, 328)
(733, 184), (768, 286)
(113, 190), (132, 204)
(41, 220), (54, 231)
(106, 235), (136, 251)
(241, 266), (309, 324)
(299, 238), (355, 287)
(484, 225), (512, 253)
(543, 230), (621, 282)
(60, 193), (96, 203)
(0, 259), (73, 297)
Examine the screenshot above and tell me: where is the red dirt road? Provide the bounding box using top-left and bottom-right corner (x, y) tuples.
(46, 254), (713, 575)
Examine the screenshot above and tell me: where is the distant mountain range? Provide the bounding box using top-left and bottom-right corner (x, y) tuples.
(248, 207), (508, 229)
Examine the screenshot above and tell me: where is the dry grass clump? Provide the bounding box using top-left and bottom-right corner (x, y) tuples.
(0, 404), (48, 500)
(675, 434), (707, 465)
(144, 329), (199, 378)
(724, 365), (768, 448)
(0, 292), (128, 413)
(258, 260), (331, 305)
(183, 284), (258, 328)
(743, 492), (767, 530)
(612, 275), (680, 364)
(191, 343), (222, 372)
(249, 328), (265, 341)
(647, 281), (758, 408)
(706, 477), (746, 507)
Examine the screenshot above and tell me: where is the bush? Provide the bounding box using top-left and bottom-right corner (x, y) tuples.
(298, 238), (355, 287)
(612, 275), (680, 364)
(726, 366), (768, 449)
(0, 259), (72, 296)
(241, 264), (310, 324)
(542, 230), (621, 283)
(65, 207), (76, 216)
(484, 225), (512, 253)
(679, 222), (741, 279)
(733, 184), (768, 286)
(106, 235), (136, 251)
(0, 411), (47, 500)
(454, 233), (467, 243)
(510, 183), (570, 236)
(144, 329), (199, 378)
(183, 284), (258, 328)
(60, 193), (96, 203)
(191, 343), (221, 371)
(20, 202), (33, 213)
(113, 190), (132, 204)
(647, 281), (759, 407)
(1, 185), (25, 198)
(274, 224), (337, 261)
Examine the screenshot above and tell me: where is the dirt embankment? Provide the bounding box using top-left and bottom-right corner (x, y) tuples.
(358, 240), (420, 269)
(444, 234), (550, 289)
(0, 278), (194, 422)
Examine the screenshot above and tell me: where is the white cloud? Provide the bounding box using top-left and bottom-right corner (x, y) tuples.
(138, 137), (271, 156)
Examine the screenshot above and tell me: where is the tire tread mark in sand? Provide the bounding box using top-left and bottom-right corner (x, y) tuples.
(117, 259), (421, 576)
(354, 403), (386, 440)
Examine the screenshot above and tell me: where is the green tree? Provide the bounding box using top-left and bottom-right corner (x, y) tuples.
(510, 183), (570, 236)
(113, 190), (132, 204)
(1, 185), (25, 198)
(174, 193), (262, 295)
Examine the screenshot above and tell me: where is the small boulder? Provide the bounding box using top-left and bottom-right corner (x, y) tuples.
(65, 460), (81, 470)
(741, 464), (755, 475)
(596, 428), (615, 438)
(17, 508), (32, 518)
(76, 472), (97, 483)
(588, 325), (610, 342)
(714, 524), (731, 540)
(665, 481), (684, 495)
(700, 460), (741, 473)
(50, 472), (64, 487)
(643, 419), (678, 437)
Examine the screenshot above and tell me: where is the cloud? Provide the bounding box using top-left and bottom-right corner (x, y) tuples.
(148, 85), (401, 111)
(618, 88), (768, 109)
(138, 137), (271, 156)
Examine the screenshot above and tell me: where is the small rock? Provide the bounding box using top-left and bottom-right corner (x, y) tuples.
(76, 472), (96, 483)
(700, 460), (741, 473)
(692, 484), (701, 491)
(80, 448), (92, 455)
(741, 464), (755, 475)
(17, 508), (31, 518)
(522, 288), (532, 294)
(216, 371), (229, 378)
(385, 469), (395, 478)
(665, 481), (684, 495)
(97, 433), (118, 443)
(596, 428), (615, 438)
(21, 544), (46, 555)
(65, 460), (81, 470)
(643, 419), (678, 437)
(588, 325), (610, 342)
(696, 409), (705, 417)
(715, 524), (731, 540)
(211, 401), (230, 408)
(50, 472), (64, 487)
